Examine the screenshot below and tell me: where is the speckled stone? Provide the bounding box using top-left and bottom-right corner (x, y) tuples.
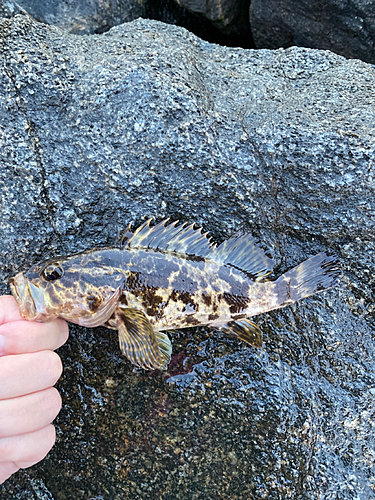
(0, 15), (375, 499)
(250, 0), (375, 65)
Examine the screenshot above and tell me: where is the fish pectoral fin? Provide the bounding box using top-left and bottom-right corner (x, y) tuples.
(218, 319), (263, 348)
(115, 307), (171, 370)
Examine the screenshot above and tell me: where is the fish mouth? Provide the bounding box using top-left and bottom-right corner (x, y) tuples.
(9, 272), (56, 322)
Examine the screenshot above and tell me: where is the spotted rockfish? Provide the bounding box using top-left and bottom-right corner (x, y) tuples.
(9, 219), (341, 370)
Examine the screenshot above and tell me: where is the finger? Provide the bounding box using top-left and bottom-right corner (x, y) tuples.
(0, 462), (20, 485)
(16, 460), (44, 468)
(0, 318), (69, 355)
(0, 296), (22, 325)
(0, 387), (61, 438)
(0, 351), (63, 399)
(0, 424), (55, 465)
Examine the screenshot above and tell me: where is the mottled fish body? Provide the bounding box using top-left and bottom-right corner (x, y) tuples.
(9, 219), (341, 370)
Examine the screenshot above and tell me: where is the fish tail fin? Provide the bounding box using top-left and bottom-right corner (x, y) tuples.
(278, 251), (341, 302)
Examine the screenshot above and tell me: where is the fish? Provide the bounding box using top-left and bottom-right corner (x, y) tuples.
(8, 219), (341, 370)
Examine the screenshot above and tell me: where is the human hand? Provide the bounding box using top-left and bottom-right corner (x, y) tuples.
(0, 295), (68, 484)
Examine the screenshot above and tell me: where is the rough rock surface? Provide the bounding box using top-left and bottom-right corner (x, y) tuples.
(0, 0), (235, 43)
(1, 14), (375, 499)
(0, 0), (146, 34)
(250, 0), (375, 65)
(0, 1), (25, 19)
(173, 0), (250, 36)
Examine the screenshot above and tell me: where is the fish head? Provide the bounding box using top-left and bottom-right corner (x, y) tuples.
(9, 260), (67, 322)
(9, 251), (124, 325)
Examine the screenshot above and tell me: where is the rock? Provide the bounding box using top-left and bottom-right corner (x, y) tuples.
(172, 0), (250, 36)
(0, 0), (145, 34)
(0, 1), (27, 19)
(250, 0), (375, 65)
(0, 0), (238, 44)
(1, 14), (375, 499)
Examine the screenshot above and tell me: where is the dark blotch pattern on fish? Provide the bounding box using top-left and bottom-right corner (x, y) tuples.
(142, 288), (166, 320)
(223, 292), (249, 314)
(202, 292), (212, 307)
(178, 291), (194, 306)
(184, 316), (200, 326)
(119, 294), (128, 306)
(123, 271), (141, 295)
(86, 293), (103, 312)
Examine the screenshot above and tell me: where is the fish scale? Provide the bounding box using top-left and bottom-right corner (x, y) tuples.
(9, 219), (341, 371)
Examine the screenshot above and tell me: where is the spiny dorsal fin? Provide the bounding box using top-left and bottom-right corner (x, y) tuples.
(115, 222), (133, 246)
(117, 219), (274, 279)
(117, 219), (214, 256)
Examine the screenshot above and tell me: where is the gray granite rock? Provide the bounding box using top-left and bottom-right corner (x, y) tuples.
(0, 0), (146, 34)
(250, 0), (375, 65)
(172, 0), (250, 36)
(0, 14), (375, 499)
(0, 1), (26, 19)
(0, 0), (230, 43)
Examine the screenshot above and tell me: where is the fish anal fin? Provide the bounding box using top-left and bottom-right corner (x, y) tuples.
(111, 306), (171, 370)
(218, 319), (263, 348)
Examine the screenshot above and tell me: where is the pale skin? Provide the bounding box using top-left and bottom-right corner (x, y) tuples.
(0, 296), (68, 485)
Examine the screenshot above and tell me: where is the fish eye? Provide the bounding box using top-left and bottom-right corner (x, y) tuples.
(42, 263), (64, 281)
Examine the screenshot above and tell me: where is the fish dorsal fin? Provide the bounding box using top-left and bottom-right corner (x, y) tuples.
(217, 319), (263, 348)
(118, 219), (214, 256)
(118, 220), (274, 279)
(115, 222), (133, 246)
(210, 233), (275, 280)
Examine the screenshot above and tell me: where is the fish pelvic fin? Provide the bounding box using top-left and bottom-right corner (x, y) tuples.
(155, 331), (173, 367)
(276, 251), (341, 304)
(111, 306), (172, 370)
(217, 319), (263, 348)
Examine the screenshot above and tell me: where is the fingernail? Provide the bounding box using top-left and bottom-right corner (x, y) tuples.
(0, 335), (4, 356)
